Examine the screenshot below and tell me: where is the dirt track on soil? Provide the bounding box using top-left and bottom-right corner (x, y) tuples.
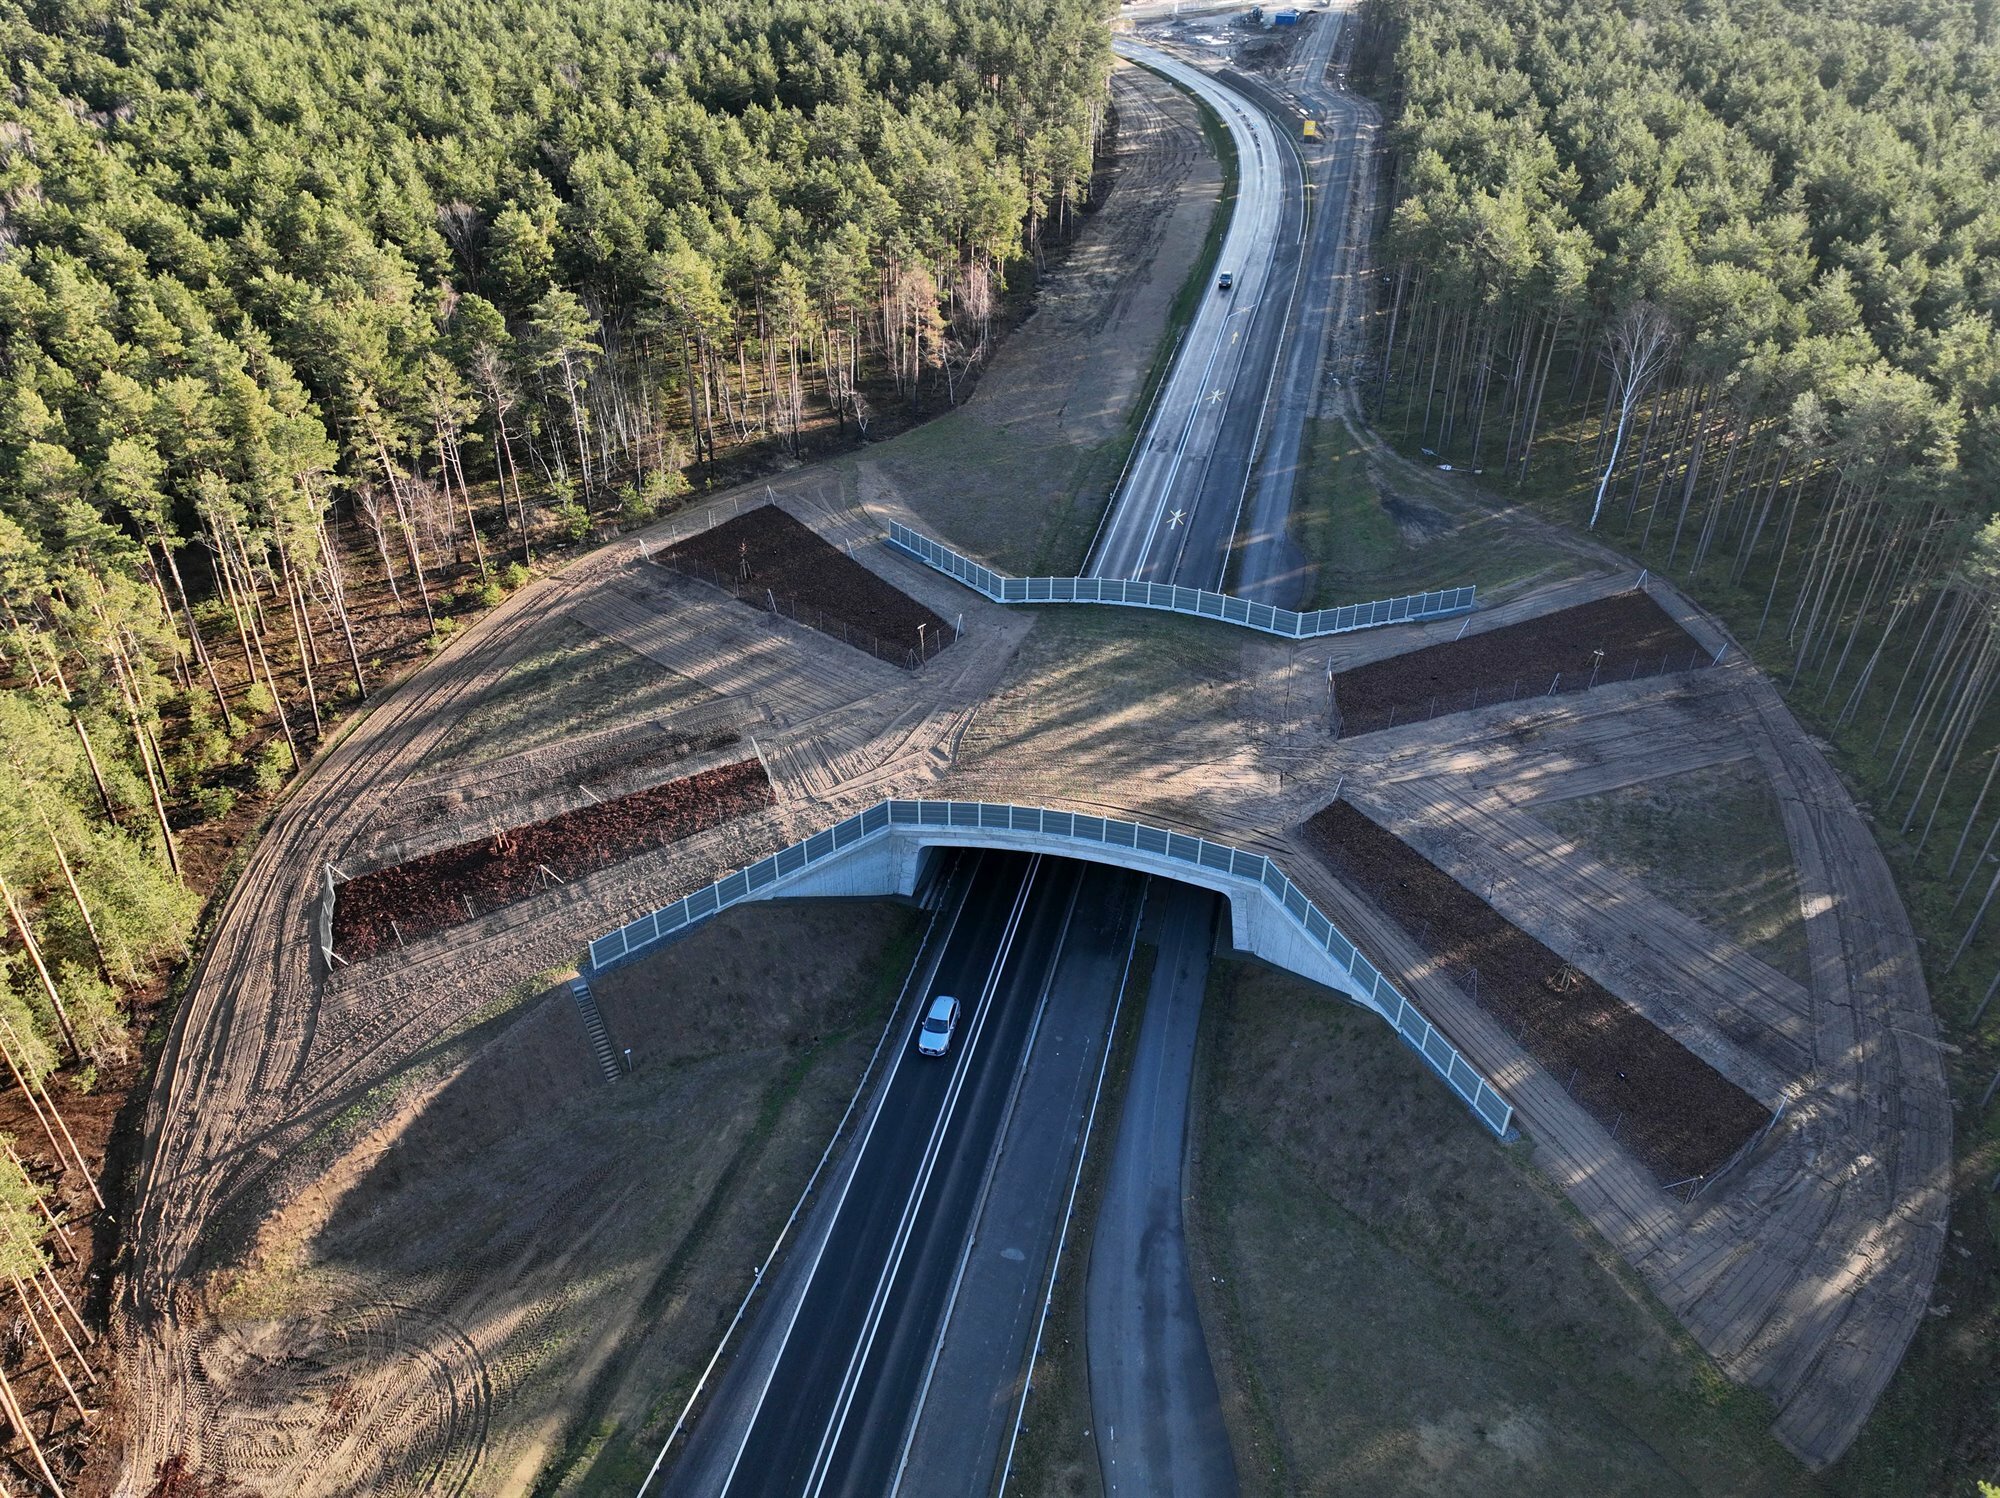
(1303, 799), (1770, 1181)
(100, 34), (1943, 1489)
(332, 759), (773, 962)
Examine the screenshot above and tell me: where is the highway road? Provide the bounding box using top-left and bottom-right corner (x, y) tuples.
(1091, 39), (1299, 589)
(657, 25), (1374, 1497)
(660, 853), (1129, 1498)
(894, 865), (1146, 1488)
(1095, 13), (1370, 606)
(1231, 5), (1368, 604)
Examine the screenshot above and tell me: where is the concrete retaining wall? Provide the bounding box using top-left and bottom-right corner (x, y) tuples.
(583, 799), (1514, 1138)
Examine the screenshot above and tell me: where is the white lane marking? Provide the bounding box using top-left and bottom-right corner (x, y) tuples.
(1223, 101), (1318, 592)
(996, 877), (1153, 1494)
(1111, 47), (1289, 581)
(1131, 305), (1243, 571)
(636, 857), (974, 1496)
(1099, 43), (1280, 580)
(710, 857), (1032, 1498)
(800, 858), (1045, 1497)
(886, 869), (1085, 1497)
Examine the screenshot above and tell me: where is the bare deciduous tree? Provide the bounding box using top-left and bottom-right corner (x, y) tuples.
(1588, 301), (1677, 529)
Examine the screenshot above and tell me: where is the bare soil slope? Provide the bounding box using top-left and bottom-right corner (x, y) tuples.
(189, 900), (917, 1498)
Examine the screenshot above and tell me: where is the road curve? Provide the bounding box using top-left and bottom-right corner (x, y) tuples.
(1091, 40), (1291, 588)
(1232, 5), (1368, 605)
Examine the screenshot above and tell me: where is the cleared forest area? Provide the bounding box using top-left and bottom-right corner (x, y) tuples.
(1353, 0), (1999, 1487)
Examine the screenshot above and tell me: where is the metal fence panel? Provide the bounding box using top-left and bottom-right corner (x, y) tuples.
(575, 795), (1513, 1139)
(886, 524), (1474, 640)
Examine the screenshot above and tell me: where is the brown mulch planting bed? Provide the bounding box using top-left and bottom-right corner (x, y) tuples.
(1303, 799), (1769, 1182)
(332, 759), (774, 961)
(1331, 590), (1713, 736)
(656, 504), (952, 667)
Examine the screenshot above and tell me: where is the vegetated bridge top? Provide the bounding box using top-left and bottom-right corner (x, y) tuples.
(170, 481), (1937, 1477)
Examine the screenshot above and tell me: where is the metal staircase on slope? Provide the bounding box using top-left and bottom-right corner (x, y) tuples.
(569, 975), (624, 1082)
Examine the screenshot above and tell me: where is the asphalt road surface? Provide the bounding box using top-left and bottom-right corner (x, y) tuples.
(893, 866), (1146, 1491)
(657, 28), (1373, 1496)
(1087, 882), (1237, 1498)
(1091, 40), (1300, 589)
(1231, 6), (1365, 605)
(663, 853), (1104, 1498)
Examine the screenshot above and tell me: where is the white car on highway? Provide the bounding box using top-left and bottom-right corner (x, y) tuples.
(917, 994), (961, 1057)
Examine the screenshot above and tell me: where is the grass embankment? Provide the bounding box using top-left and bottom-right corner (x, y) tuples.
(536, 908), (926, 1494)
(209, 899), (921, 1496)
(1064, 68), (1246, 575)
(873, 64), (1237, 578)
(1289, 414), (1585, 605)
(1536, 758), (1809, 985)
(1188, 959), (1814, 1498)
(1005, 936), (1158, 1498)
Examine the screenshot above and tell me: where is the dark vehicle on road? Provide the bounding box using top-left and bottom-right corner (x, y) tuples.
(917, 994), (961, 1056)
(1217, 271), (1234, 292)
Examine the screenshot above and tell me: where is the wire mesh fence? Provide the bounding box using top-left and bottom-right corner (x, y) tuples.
(1332, 643), (1725, 739)
(653, 551), (955, 670)
(582, 796), (1514, 1139)
(887, 521), (1477, 639)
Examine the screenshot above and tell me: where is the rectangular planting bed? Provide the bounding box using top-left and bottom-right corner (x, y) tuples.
(657, 504), (953, 668)
(1331, 590), (1713, 736)
(332, 759), (774, 961)
(1303, 800), (1769, 1182)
